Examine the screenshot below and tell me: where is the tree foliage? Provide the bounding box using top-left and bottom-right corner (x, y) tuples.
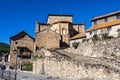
(92, 34), (100, 42)
(0, 42), (9, 52)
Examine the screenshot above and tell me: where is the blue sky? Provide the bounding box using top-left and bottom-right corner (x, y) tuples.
(0, 0), (120, 44)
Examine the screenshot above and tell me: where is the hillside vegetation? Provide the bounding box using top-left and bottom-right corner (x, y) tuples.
(0, 42), (10, 52)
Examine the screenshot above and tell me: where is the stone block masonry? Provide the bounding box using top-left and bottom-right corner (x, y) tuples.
(33, 56), (120, 80)
(10, 32), (34, 68)
(65, 38), (120, 59)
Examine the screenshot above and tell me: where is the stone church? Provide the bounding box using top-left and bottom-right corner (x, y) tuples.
(10, 14), (86, 68)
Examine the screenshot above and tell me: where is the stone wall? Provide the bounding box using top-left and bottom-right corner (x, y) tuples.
(10, 35), (34, 68)
(33, 37), (120, 79)
(35, 29), (60, 49)
(39, 24), (48, 32)
(33, 57), (119, 80)
(35, 22), (49, 33)
(65, 38), (120, 59)
(50, 22), (70, 45)
(35, 15), (86, 49)
(73, 24), (85, 34)
(47, 15), (72, 24)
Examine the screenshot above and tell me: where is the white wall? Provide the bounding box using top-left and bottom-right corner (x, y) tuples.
(109, 24), (120, 37)
(86, 32), (91, 39)
(96, 19), (104, 24)
(92, 15), (117, 26)
(108, 16), (117, 22)
(86, 30), (97, 39)
(70, 38), (84, 47)
(86, 24), (120, 39)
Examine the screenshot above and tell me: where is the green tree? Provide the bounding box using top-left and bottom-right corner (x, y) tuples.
(0, 42), (9, 52)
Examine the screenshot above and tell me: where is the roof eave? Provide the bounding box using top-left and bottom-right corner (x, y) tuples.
(91, 10), (120, 21)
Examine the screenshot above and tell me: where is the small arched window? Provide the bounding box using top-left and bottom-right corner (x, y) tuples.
(62, 28), (66, 35)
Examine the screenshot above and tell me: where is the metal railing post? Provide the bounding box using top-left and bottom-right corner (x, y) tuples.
(1, 70), (3, 79)
(9, 71), (11, 80)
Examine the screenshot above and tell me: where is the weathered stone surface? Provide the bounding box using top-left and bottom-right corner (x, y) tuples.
(65, 38), (120, 59)
(10, 31), (34, 68)
(10, 29), (120, 79)
(10, 15), (86, 70)
(47, 15), (72, 24)
(35, 29), (60, 49)
(35, 15), (86, 49)
(33, 48), (120, 80)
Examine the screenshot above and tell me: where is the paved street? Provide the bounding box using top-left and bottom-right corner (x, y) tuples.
(0, 69), (72, 80)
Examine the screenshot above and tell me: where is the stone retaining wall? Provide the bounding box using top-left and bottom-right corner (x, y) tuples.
(65, 38), (120, 59)
(33, 57), (119, 80)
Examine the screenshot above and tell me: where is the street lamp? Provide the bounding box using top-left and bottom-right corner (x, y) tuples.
(13, 49), (18, 80)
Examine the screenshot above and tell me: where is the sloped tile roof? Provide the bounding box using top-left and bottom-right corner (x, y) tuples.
(70, 33), (86, 40)
(87, 19), (120, 32)
(91, 10), (120, 21)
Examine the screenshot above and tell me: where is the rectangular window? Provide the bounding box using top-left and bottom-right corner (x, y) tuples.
(104, 18), (108, 22)
(117, 15), (120, 19)
(94, 21), (97, 25)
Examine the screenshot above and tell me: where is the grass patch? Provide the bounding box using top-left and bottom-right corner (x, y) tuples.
(22, 62), (33, 71)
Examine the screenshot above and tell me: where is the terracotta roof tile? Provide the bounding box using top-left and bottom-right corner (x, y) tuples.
(87, 19), (120, 32)
(70, 33), (86, 40)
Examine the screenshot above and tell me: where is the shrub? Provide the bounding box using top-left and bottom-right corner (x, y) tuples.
(108, 36), (114, 39)
(118, 33), (120, 37)
(32, 55), (42, 59)
(101, 33), (114, 40)
(86, 39), (89, 42)
(117, 28), (120, 33)
(82, 39), (86, 43)
(101, 33), (109, 40)
(92, 34), (100, 42)
(72, 42), (79, 49)
(117, 29), (120, 37)
(22, 62), (33, 71)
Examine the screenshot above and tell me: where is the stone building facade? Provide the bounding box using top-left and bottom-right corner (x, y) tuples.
(10, 14), (86, 68)
(86, 10), (120, 39)
(34, 14), (86, 49)
(35, 29), (60, 49)
(10, 31), (34, 68)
